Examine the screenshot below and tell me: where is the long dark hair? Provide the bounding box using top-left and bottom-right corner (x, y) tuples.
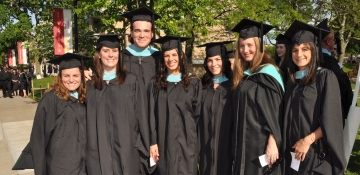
(155, 49), (190, 92)
(274, 43), (291, 71)
(93, 46), (127, 90)
(287, 42), (319, 87)
(201, 46), (232, 88)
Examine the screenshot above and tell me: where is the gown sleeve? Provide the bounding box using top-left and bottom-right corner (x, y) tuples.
(192, 78), (202, 124)
(313, 70), (346, 175)
(255, 74), (284, 147)
(134, 77), (152, 173)
(148, 79), (157, 146)
(13, 91), (57, 175)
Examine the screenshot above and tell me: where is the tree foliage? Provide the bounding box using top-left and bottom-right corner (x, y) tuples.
(1, 0), (360, 66)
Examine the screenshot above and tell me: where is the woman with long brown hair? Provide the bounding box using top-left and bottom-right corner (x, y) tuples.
(13, 53), (89, 175)
(85, 34), (150, 175)
(275, 34), (292, 84)
(281, 20), (346, 175)
(197, 41), (233, 175)
(149, 36), (202, 175)
(231, 19), (284, 175)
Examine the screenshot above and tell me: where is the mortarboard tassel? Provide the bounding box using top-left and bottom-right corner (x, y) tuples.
(152, 12), (155, 42)
(318, 29), (323, 63)
(178, 37), (183, 72)
(260, 22), (264, 52)
(81, 56), (85, 88)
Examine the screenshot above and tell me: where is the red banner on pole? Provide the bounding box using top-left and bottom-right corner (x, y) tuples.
(17, 42), (23, 64)
(53, 8), (73, 55)
(8, 50), (13, 67)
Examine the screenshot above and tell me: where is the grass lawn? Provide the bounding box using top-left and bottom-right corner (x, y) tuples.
(30, 76), (55, 102)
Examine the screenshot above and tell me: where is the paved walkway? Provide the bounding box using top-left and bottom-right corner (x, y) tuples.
(0, 96), (36, 175)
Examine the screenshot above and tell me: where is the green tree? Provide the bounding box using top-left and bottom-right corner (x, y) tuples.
(330, 0), (360, 64)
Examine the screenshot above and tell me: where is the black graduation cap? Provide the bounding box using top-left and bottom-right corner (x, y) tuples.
(48, 53), (91, 70)
(121, 6), (161, 41)
(226, 50), (235, 59)
(197, 41), (234, 58)
(315, 19), (332, 40)
(121, 6), (161, 22)
(276, 34), (291, 45)
(153, 35), (191, 52)
(284, 20), (327, 62)
(91, 34), (123, 48)
(284, 20), (322, 45)
(90, 33), (128, 70)
(231, 18), (273, 52)
(48, 53), (91, 88)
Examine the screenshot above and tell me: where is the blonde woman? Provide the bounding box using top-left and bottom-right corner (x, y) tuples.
(231, 19), (284, 175)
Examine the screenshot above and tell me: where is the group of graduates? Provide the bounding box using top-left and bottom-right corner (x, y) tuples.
(12, 6), (353, 175)
(0, 66), (32, 98)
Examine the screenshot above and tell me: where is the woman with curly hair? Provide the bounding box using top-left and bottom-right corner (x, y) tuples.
(13, 53), (90, 175)
(149, 36), (202, 175)
(231, 19), (284, 175)
(197, 41), (234, 175)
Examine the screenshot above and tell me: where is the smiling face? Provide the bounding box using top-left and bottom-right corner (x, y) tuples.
(292, 43), (312, 70)
(163, 49), (180, 74)
(99, 46), (119, 72)
(61, 67), (81, 92)
(276, 44), (286, 60)
(131, 21), (153, 49)
(206, 55), (223, 76)
(239, 37), (257, 62)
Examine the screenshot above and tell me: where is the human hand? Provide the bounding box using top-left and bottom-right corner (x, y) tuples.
(266, 134), (279, 167)
(292, 137), (312, 161)
(84, 70), (93, 81)
(150, 144), (159, 162)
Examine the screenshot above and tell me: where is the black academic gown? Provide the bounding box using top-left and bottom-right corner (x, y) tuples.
(232, 73), (283, 175)
(149, 78), (202, 175)
(86, 73), (150, 175)
(198, 80), (233, 175)
(123, 49), (161, 89)
(282, 69), (346, 175)
(320, 53), (353, 119)
(13, 90), (87, 175)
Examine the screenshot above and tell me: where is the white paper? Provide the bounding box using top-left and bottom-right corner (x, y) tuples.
(290, 152), (301, 171)
(150, 157), (156, 167)
(258, 154), (269, 167)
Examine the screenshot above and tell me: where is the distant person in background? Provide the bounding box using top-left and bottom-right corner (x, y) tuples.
(20, 68), (30, 98)
(11, 68), (20, 96)
(48, 63), (53, 76)
(0, 66), (6, 97)
(226, 50), (235, 70)
(29, 62), (35, 77)
(331, 43), (337, 58)
(316, 19), (353, 124)
(53, 64), (59, 76)
(42, 63), (47, 77)
(2, 67), (13, 98)
(274, 34), (292, 84)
